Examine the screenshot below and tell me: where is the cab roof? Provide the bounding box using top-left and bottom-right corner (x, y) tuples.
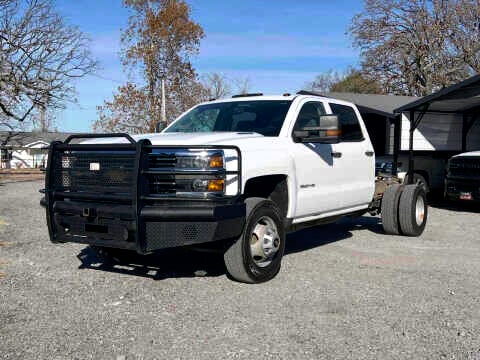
(204, 92), (333, 105)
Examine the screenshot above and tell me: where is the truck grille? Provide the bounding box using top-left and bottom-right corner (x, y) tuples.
(449, 157), (480, 178)
(53, 151), (136, 194)
(147, 153), (177, 195)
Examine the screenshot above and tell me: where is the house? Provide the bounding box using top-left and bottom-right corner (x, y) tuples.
(0, 132), (70, 169)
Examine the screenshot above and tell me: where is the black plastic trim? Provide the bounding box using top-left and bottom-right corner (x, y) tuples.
(64, 133), (136, 144)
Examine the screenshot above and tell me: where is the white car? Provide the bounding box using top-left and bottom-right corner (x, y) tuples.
(41, 93), (428, 283)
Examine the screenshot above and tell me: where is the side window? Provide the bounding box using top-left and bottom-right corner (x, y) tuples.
(329, 103), (364, 141)
(293, 101), (326, 131)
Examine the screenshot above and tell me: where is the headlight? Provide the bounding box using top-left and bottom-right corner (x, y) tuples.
(176, 152), (224, 169)
(148, 148), (239, 197)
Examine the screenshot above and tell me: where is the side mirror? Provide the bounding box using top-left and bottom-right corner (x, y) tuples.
(293, 115), (341, 144)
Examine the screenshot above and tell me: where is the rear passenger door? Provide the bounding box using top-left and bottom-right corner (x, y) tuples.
(328, 102), (375, 210)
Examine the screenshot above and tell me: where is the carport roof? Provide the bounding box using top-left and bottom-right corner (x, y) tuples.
(394, 74), (480, 114)
(325, 92), (417, 117)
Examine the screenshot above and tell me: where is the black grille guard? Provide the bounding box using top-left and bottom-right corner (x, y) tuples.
(42, 133), (242, 254)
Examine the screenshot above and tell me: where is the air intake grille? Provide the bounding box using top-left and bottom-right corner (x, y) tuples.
(148, 153), (176, 168)
(148, 153), (177, 195)
(53, 151), (136, 194)
(449, 157), (480, 178)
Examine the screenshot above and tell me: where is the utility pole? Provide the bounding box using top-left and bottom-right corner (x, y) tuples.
(40, 105), (46, 133)
(161, 78), (166, 125)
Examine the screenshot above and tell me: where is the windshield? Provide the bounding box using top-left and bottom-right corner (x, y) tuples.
(165, 100), (292, 136)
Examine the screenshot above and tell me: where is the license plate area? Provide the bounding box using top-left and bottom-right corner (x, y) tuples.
(459, 192), (473, 200)
(85, 223), (109, 234)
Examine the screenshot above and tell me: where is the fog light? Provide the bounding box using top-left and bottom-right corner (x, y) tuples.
(207, 179), (224, 192)
(192, 179), (209, 192)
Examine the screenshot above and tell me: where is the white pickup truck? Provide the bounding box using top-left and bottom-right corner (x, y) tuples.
(41, 92), (428, 283)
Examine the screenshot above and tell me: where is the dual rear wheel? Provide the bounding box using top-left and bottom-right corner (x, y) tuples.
(381, 184), (428, 236)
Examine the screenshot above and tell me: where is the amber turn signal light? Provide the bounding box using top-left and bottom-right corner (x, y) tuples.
(209, 155), (223, 168)
(326, 129), (342, 137)
(207, 179), (224, 192)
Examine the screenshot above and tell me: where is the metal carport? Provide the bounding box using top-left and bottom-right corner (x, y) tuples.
(394, 74), (480, 183)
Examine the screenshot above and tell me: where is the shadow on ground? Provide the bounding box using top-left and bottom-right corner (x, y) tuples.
(76, 215), (382, 281)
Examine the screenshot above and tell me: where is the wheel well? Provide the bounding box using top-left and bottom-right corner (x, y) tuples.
(243, 175), (288, 218)
(414, 170), (429, 185)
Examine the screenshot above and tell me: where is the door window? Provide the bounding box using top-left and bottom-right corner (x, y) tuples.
(293, 102), (327, 132)
(329, 103), (364, 141)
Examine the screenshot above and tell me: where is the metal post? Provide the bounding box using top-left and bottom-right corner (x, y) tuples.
(408, 110), (415, 184)
(462, 113), (468, 152)
(392, 115), (401, 176)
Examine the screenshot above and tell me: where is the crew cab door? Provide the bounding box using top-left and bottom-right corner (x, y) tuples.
(290, 100), (345, 218)
(327, 102), (375, 209)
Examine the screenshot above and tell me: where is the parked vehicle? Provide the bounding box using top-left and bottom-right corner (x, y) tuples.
(40, 93), (428, 283)
(445, 151), (480, 202)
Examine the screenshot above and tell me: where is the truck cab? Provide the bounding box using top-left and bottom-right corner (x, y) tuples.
(41, 93), (427, 283)
(445, 151), (480, 202)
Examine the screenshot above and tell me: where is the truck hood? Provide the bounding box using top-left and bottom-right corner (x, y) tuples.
(452, 150), (480, 158)
(83, 132), (264, 145)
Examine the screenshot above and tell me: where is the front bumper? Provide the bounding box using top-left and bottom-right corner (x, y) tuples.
(42, 199), (245, 252)
(445, 177), (480, 202)
(41, 134), (244, 254)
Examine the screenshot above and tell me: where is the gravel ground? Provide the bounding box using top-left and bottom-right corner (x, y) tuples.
(1, 181), (479, 360)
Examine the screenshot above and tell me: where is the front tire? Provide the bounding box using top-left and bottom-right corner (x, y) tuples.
(224, 198), (285, 283)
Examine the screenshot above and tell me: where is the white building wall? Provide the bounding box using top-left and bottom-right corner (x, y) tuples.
(400, 112), (465, 151)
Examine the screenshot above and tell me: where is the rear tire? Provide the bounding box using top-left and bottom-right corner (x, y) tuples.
(381, 184), (403, 235)
(398, 185), (428, 237)
(224, 198), (285, 283)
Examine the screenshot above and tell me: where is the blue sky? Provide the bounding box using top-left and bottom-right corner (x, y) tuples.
(55, 0), (363, 132)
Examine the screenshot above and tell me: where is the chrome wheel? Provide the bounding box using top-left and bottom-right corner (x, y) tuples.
(249, 216), (281, 267)
(415, 196), (425, 226)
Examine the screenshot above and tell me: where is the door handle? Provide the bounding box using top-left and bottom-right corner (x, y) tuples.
(331, 151), (342, 158)
(365, 151), (374, 157)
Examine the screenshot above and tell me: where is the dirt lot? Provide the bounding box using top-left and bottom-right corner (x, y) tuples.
(0, 169), (44, 184)
(1, 181), (479, 360)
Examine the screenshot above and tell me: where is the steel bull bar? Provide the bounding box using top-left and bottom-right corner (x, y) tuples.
(41, 133), (245, 254)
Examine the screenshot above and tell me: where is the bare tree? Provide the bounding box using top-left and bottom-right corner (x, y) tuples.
(448, 0), (480, 73)
(306, 68), (383, 94)
(233, 77), (252, 95)
(202, 73), (231, 99)
(350, 0), (479, 96)
(0, 0), (97, 125)
(119, 0), (205, 131)
(305, 70), (344, 93)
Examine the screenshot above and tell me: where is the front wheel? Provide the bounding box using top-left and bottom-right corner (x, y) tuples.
(224, 198), (285, 283)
